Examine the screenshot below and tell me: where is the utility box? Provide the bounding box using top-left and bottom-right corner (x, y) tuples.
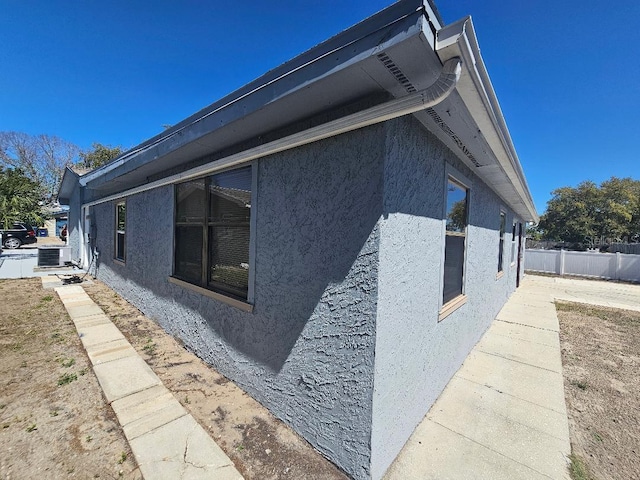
(37, 246), (72, 267)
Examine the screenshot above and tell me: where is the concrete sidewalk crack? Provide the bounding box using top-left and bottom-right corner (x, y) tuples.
(476, 348), (561, 374)
(182, 424), (207, 470)
(496, 318), (558, 332)
(455, 375), (568, 416)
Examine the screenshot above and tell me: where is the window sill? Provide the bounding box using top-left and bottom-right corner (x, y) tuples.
(496, 270), (505, 280)
(113, 258), (126, 266)
(439, 295), (467, 322)
(168, 276), (253, 313)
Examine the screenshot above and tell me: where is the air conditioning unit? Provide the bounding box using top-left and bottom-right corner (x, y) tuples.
(37, 246), (72, 267)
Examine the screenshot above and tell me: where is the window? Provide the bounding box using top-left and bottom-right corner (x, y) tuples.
(498, 211), (506, 273)
(174, 166), (252, 301)
(115, 202), (126, 262)
(443, 178), (468, 305)
(511, 221), (517, 265)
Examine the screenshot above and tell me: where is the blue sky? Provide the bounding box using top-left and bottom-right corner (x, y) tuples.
(1, 1), (638, 214)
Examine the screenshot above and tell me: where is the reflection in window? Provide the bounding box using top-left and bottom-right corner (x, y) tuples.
(174, 166), (252, 301)
(443, 179), (468, 304)
(115, 202), (126, 261)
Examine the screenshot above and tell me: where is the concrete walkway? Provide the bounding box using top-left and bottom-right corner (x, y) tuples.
(45, 277), (244, 480)
(385, 274), (640, 479)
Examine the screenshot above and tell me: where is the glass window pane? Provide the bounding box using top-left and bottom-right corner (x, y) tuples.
(176, 179), (205, 223)
(116, 203), (126, 231)
(443, 235), (465, 304)
(446, 181), (467, 233)
(208, 225), (250, 299)
(174, 226), (203, 283)
(116, 232), (125, 261)
(207, 166), (251, 299)
(208, 166), (252, 223)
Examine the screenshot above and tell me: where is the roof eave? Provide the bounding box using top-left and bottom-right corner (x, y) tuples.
(436, 17), (538, 223)
(57, 166), (80, 205)
(80, 0), (433, 190)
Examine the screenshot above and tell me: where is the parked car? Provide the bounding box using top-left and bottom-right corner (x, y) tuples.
(0, 223), (38, 249)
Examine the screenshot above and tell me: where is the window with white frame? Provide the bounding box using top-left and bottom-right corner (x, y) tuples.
(115, 201), (126, 262)
(511, 221), (517, 264)
(174, 166), (252, 301)
(498, 211), (506, 273)
(443, 178), (469, 305)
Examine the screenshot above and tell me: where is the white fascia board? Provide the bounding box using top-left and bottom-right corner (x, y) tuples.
(436, 17), (539, 223)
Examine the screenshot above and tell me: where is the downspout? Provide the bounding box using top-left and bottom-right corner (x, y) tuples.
(82, 57), (462, 208)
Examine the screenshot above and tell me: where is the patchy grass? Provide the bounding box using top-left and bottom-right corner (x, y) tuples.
(60, 358), (75, 368)
(0, 278), (140, 478)
(57, 372), (78, 386)
(557, 301), (640, 480)
(142, 338), (157, 356)
(568, 453), (594, 480)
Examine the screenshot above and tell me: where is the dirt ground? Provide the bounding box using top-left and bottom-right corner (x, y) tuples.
(557, 302), (640, 480)
(0, 278), (141, 479)
(1, 276), (348, 479)
(81, 280), (347, 480)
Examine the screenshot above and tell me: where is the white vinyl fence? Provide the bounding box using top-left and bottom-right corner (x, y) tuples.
(525, 249), (640, 283)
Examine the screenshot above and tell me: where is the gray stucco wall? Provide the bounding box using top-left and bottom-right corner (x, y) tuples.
(370, 116), (519, 479)
(91, 125), (386, 480)
(67, 180), (82, 263)
(85, 114), (524, 479)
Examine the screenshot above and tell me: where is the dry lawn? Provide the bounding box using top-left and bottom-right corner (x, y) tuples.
(557, 302), (640, 480)
(0, 278), (140, 479)
(1, 276), (347, 479)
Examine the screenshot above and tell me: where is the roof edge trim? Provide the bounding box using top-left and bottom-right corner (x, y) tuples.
(436, 17), (538, 223)
(82, 57), (462, 208)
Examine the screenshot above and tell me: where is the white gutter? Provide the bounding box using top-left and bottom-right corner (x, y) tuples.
(437, 17), (538, 222)
(82, 57), (462, 208)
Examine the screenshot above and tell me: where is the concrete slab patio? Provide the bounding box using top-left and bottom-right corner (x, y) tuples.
(49, 280), (244, 480)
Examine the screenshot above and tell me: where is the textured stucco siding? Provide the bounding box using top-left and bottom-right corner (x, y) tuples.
(91, 126), (385, 480)
(370, 116), (519, 479)
(67, 180), (82, 262)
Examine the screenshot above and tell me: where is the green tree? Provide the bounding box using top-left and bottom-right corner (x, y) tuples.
(0, 168), (46, 228)
(78, 143), (123, 170)
(538, 177), (640, 244)
(0, 131), (78, 202)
